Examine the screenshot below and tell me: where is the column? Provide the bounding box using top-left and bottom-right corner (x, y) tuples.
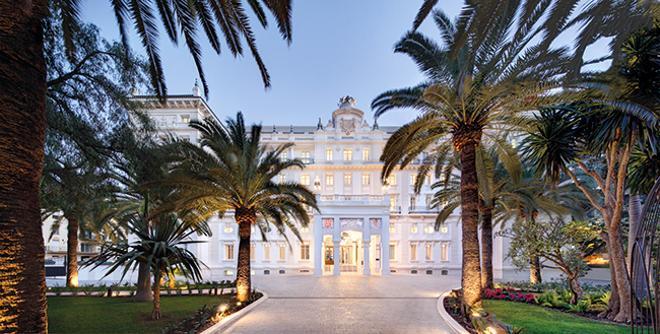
(381, 215), (390, 275)
(333, 240), (341, 276)
(313, 214), (323, 276)
(363, 217), (371, 275)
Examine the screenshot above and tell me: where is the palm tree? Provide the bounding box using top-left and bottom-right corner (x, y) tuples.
(0, 1), (292, 330)
(162, 113), (318, 302)
(373, 2), (575, 310)
(86, 212), (208, 320)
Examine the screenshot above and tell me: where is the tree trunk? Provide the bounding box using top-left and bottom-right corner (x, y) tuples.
(458, 141), (483, 310)
(530, 256), (542, 285)
(66, 216), (79, 288)
(626, 194), (642, 273)
(480, 205), (494, 289)
(151, 270), (161, 320)
(135, 262), (152, 302)
(568, 274), (583, 305)
(235, 208), (255, 302)
(609, 224), (633, 322)
(0, 1), (49, 332)
(599, 232), (621, 320)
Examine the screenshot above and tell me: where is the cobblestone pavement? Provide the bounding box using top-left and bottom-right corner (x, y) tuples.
(222, 274), (460, 334)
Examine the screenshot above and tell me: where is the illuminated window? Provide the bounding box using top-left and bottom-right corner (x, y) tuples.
(300, 174), (311, 186)
(250, 243), (255, 260)
(300, 151), (311, 162)
(326, 148), (333, 161)
(440, 243), (449, 261)
(362, 148), (370, 161)
(410, 243), (418, 261)
(409, 173), (416, 185)
(386, 174), (397, 186)
(439, 223), (448, 234)
(279, 174), (286, 183)
(389, 223), (395, 233)
(424, 224), (434, 234)
(344, 173), (352, 186)
(343, 149), (353, 161)
(224, 243), (234, 260)
(325, 174), (334, 186)
(425, 243), (433, 261)
(263, 243), (271, 261)
(180, 114), (191, 123)
(362, 173), (370, 186)
(390, 196), (397, 211)
(279, 245), (286, 261)
(389, 243), (397, 260)
(300, 244), (310, 260)
(223, 224), (233, 234)
(411, 223), (418, 233)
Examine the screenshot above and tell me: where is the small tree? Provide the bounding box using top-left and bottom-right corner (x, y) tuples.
(503, 219), (601, 304)
(86, 213), (208, 320)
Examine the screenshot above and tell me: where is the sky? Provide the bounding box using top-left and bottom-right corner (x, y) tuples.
(81, 1), (610, 127)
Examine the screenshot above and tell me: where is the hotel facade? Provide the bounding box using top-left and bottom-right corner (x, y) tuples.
(43, 86), (512, 281)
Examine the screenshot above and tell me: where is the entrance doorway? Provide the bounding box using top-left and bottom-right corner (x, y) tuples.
(340, 231), (361, 272)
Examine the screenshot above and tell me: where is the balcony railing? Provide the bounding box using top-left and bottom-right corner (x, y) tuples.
(320, 195), (385, 202)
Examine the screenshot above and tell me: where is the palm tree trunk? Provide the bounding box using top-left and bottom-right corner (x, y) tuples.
(0, 1), (49, 332)
(66, 216), (79, 288)
(135, 262), (152, 302)
(151, 269), (161, 320)
(458, 140), (483, 310)
(529, 256), (542, 285)
(235, 208), (255, 302)
(480, 205), (494, 289)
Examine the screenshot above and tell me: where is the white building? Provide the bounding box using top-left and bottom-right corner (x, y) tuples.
(43, 85), (512, 282)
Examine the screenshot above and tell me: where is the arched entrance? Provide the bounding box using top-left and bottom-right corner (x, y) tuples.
(339, 231), (362, 272)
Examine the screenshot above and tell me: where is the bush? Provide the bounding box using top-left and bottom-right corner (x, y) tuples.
(484, 288), (536, 304)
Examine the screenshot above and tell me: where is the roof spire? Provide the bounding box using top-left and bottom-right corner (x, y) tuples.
(192, 79), (201, 97)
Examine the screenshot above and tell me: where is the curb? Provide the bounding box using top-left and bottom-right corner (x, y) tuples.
(200, 292), (269, 334)
(436, 290), (470, 334)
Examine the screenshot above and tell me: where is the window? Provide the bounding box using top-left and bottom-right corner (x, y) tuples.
(425, 243), (433, 261)
(223, 224), (233, 234)
(390, 196), (397, 211)
(250, 243), (255, 260)
(424, 224), (434, 234)
(344, 173), (352, 186)
(362, 148), (370, 161)
(301, 151), (310, 159)
(279, 174), (286, 183)
(386, 174), (397, 186)
(440, 243), (449, 261)
(224, 244), (234, 260)
(180, 114), (191, 123)
(263, 243), (271, 261)
(361, 173), (370, 186)
(80, 244), (93, 253)
(326, 148), (333, 161)
(325, 174), (334, 186)
(409, 173), (416, 185)
(389, 243), (397, 261)
(425, 174), (432, 185)
(411, 223), (418, 233)
(300, 244), (310, 260)
(425, 195), (433, 208)
(410, 243), (418, 261)
(343, 149), (353, 161)
(389, 223), (395, 233)
(410, 196), (416, 210)
(279, 245), (286, 261)
(300, 174), (310, 186)
(439, 223), (448, 234)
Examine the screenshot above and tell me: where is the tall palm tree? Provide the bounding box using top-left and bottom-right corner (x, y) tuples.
(163, 113), (318, 302)
(373, 2), (575, 310)
(0, 1), (293, 331)
(85, 212), (208, 320)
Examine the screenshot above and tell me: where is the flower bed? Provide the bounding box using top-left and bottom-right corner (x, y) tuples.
(47, 280), (236, 297)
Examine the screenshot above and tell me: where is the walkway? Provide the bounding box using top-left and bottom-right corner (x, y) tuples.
(222, 274), (460, 334)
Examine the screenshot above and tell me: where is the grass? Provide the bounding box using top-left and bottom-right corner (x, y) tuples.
(484, 300), (629, 334)
(48, 295), (231, 334)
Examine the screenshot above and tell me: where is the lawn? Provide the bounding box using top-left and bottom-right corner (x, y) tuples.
(48, 295), (231, 334)
(484, 300), (629, 334)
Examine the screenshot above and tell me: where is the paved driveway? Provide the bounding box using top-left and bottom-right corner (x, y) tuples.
(223, 274), (460, 334)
